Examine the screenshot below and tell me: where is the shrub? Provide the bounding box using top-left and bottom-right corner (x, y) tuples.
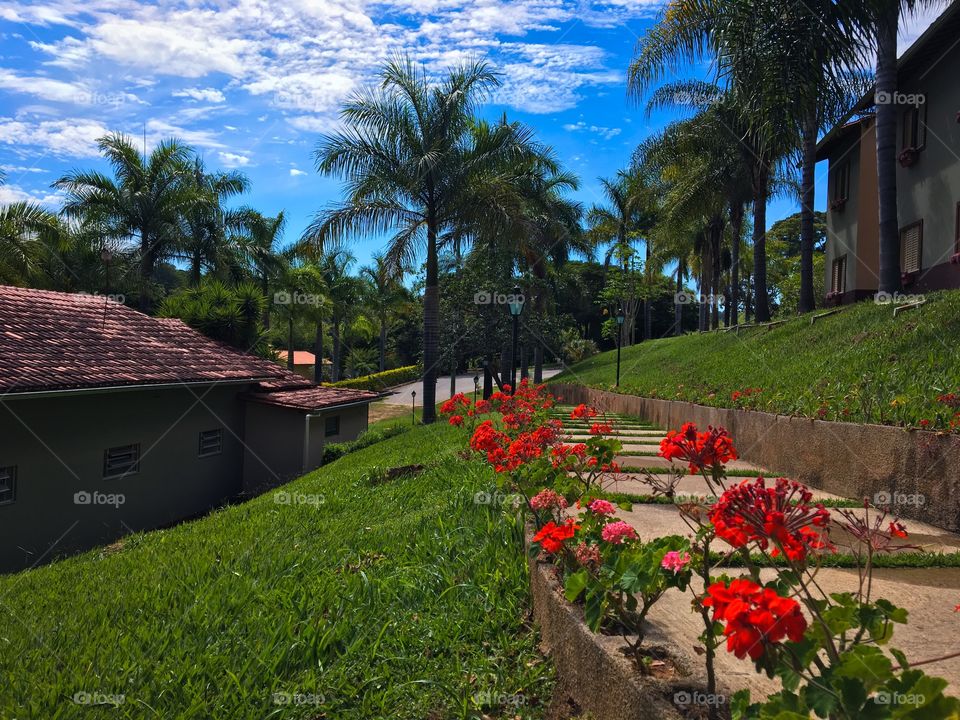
(329, 365), (421, 391)
(558, 328), (598, 365)
(323, 425), (408, 464)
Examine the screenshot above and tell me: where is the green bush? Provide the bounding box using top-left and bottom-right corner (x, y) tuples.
(329, 365), (420, 391)
(322, 424), (408, 463)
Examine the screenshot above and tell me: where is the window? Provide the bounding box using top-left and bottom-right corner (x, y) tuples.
(900, 221), (923, 274)
(830, 255), (847, 295)
(198, 429), (223, 458)
(833, 162), (850, 203)
(325, 415), (341, 437)
(0, 466), (15, 505)
(103, 444), (140, 479)
(901, 104), (927, 151)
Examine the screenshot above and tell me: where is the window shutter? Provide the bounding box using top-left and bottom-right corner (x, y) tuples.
(901, 224), (922, 273)
(103, 444), (140, 479)
(831, 256), (846, 294)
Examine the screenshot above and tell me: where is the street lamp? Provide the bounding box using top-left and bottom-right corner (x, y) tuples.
(508, 285), (525, 391)
(473, 373), (480, 404)
(411, 390), (417, 425)
(615, 304), (625, 387)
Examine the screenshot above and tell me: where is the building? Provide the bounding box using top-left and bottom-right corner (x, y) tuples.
(817, 2), (960, 303)
(0, 286), (378, 572)
(274, 349), (331, 381)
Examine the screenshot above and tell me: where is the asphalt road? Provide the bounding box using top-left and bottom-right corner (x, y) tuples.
(382, 368), (562, 406)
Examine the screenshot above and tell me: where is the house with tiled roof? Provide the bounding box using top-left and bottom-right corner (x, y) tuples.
(0, 285), (379, 571)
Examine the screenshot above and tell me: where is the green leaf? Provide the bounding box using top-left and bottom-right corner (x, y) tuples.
(564, 570), (588, 603)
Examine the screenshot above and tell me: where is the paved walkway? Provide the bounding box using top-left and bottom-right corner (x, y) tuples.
(383, 368), (562, 406)
(550, 406), (960, 697)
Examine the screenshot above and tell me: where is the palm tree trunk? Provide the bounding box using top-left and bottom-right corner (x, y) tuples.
(799, 98), (818, 314)
(729, 203), (743, 326)
(520, 341), (529, 381)
(314, 319), (324, 384)
(191, 249), (202, 287)
(675, 261), (684, 336)
(711, 217), (723, 330)
(422, 222), (439, 423)
(753, 161), (771, 322)
(534, 344), (544, 383)
(644, 240), (653, 341)
(261, 274), (271, 330)
(450, 350), (457, 398)
(331, 317), (341, 382)
(379, 311), (387, 373)
(139, 229), (153, 311)
(876, 1), (902, 296)
(698, 265), (708, 332)
(287, 315), (295, 371)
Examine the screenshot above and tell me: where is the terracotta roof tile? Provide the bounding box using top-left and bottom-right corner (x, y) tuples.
(245, 384), (379, 412)
(0, 285), (289, 393)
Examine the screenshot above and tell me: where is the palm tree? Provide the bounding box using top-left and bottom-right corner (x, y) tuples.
(179, 157), (250, 286)
(234, 209), (287, 329)
(54, 133), (194, 310)
(305, 57), (536, 423)
(360, 254), (406, 373)
(0, 171), (61, 285)
(317, 249), (356, 383)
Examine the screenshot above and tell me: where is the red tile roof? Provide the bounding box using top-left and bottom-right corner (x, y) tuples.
(245, 384), (379, 412)
(0, 285), (285, 393)
(275, 350), (331, 365)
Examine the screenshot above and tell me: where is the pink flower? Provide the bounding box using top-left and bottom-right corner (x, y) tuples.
(661, 550), (691, 574)
(574, 542), (602, 568)
(601, 520), (638, 545)
(530, 488), (568, 511)
(587, 499), (617, 516)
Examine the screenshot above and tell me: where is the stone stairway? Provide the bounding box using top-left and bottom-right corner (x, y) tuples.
(549, 406), (960, 698)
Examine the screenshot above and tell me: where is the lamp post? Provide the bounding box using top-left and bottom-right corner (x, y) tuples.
(507, 285), (525, 391)
(411, 390), (417, 425)
(615, 305), (625, 387)
(473, 374), (480, 404)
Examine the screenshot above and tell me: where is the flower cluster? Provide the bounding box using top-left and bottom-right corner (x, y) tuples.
(703, 580), (807, 660)
(573, 542), (602, 569)
(570, 404), (599, 420)
(835, 504), (916, 554)
(586, 498), (617, 516)
(470, 420), (558, 473)
(661, 550), (691, 574)
(530, 488), (568, 512)
(731, 387), (762, 403)
(601, 520), (638, 545)
(440, 393), (472, 416)
(589, 422), (613, 436)
(659, 423), (738, 474)
(532, 519), (579, 554)
(709, 477), (832, 562)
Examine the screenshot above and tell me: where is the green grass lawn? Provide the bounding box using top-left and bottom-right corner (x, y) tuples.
(0, 423), (553, 719)
(553, 289), (960, 428)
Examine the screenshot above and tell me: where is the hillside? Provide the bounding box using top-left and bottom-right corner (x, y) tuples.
(0, 424), (553, 719)
(553, 290), (960, 429)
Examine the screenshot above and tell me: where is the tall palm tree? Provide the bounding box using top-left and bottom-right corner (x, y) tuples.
(305, 57), (537, 423)
(317, 249), (356, 383)
(360, 254), (406, 373)
(179, 157), (250, 286)
(54, 133), (194, 310)
(234, 209), (287, 329)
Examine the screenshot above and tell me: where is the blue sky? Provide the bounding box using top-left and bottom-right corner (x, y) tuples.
(0, 0), (943, 269)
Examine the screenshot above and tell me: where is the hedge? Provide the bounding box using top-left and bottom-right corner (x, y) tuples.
(329, 365), (421, 391)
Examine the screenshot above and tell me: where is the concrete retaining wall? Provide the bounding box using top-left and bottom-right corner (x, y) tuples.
(552, 383), (960, 532)
(530, 554), (711, 720)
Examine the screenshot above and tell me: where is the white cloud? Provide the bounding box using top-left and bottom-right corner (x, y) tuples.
(173, 87), (226, 103)
(289, 168), (307, 176)
(0, 183), (62, 207)
(563, 120), (622, 140)
(0, 117), (109, 157)
(217, 151), (251, 168)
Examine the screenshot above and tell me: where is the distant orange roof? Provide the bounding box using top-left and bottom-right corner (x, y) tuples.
(275, 350), (331, 365)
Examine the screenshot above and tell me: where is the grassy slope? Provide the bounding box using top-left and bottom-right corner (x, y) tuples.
(0, 424), (552, 720)
(553, 290), (960, 428)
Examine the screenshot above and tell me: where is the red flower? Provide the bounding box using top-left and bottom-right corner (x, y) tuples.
(532, 519), (579, 554)
(710, 477), (833, 562)
(589, 422), (612, 436)
(449, 415), (464, 427)
(889, 521), (908, 539)
(703, 580), (807, 660)
(440, 393), (471, 415)
(570, 404), (599, 420)
(659, 423), (738, 473)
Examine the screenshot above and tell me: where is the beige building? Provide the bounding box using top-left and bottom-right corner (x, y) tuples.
(0, 286), (377, 572)
(817, 3), (960, 303)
